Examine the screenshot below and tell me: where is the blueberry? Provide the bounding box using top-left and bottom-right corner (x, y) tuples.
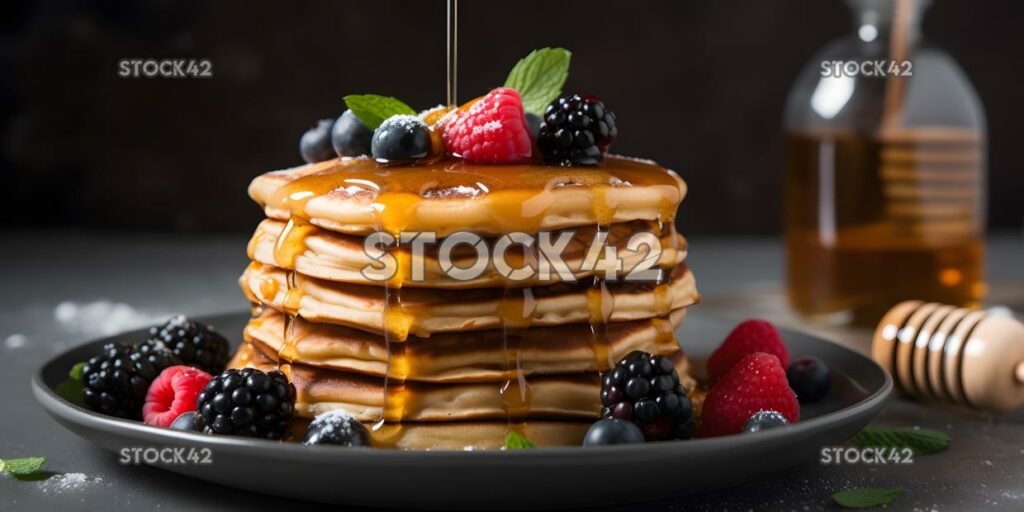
(169, 411), (200, 431)
(331, 110), (373, 157)
(302, 410), (371, 447)
(299, 119), (336, 163)
(742, 410), (789, 433)
(370, 115), (430, 163)
(787, 356), (831, 403)
(582, 418), (646, 446)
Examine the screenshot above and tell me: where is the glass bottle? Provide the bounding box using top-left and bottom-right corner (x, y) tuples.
(783, 0), (986, 325)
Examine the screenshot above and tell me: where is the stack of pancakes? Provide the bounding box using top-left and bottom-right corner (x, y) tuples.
(229, 155), (699, 449)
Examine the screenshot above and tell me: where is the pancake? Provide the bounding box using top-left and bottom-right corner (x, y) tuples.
(248, 155), (686, 237)
(230, 343), (695, 422)
(240, 261), (699, 340)
(244, 308), (687, 382)
(283, 418), (591, 450)
(249, 217), (687, 289)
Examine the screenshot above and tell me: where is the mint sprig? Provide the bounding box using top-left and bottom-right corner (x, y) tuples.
(1, 457), (46, 476)
(852, 428), (950, 455)
(503, 431), (536, 450)
(343, 94), (416, 130)
(55, 362), (87, 407)
(503, 47), (571, 115)
(832, 487), (903, 508)
(68, 362), (86, 381)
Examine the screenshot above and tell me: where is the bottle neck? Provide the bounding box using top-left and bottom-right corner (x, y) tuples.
(847, 0), (927, 47)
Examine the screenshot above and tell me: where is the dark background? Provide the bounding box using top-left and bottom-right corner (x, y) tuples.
(1, 0), (1021, 235)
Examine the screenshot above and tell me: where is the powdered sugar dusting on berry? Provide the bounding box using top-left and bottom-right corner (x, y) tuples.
(380, 114), (427, 132)
(442, 88), (532, 163)
(304, 409), (361, 445)
(476, 120), (503, 133)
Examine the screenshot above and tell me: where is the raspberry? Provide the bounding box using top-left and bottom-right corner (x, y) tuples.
(699, 352), (800, 437)
(442, 87), (533, 164)
(707, 319), (790, 383)
(143, 365), (213, 427)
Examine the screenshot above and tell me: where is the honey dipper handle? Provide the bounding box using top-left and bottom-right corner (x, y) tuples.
(1017, 362), (1024, 385)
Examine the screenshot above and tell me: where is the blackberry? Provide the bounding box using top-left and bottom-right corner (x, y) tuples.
(600, 350), (694, 441)
(81, 343), (182, 419)
(196, 368), (295, 439)
(538, 94), (617, 166)
(144, 315), (230, 374)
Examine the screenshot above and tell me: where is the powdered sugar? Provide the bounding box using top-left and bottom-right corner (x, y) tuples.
(39, 473), (101, 494)
(418, 105), (448, 120)
(5, 333), (26, 349)
(475, 120), (503, 134)
(303, 409), (368, 446)
(380, 114), (427, 132)
(53, 301), (170, 338)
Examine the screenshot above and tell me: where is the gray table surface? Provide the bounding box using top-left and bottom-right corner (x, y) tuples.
(1, 231), (1021, 511)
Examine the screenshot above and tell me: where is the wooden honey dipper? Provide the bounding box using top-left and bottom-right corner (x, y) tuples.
(872, 300), (1024, 412)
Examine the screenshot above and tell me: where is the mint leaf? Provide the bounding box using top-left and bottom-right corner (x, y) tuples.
(1, 457), (46, 476)
(343, 94), (416, 130)
(56, 361), (88, 406)
(69, 362), (86, 381)
(12, 471), (57, 482)
(852, 428), (950, 455)
(503, 48), (571, 115)
(503, 431), (536, 450)
(56, 378), (86, 407)
(833, 487), (903, 508)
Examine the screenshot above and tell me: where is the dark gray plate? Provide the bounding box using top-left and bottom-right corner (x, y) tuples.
(33, 311), (890, 509)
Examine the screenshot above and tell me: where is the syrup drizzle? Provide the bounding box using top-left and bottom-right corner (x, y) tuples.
(585, 225), (618, 371)
(253, 0), (688, 444)
(499, 285), (535, 437)
(267, 156), (684, 237)
(376, 218), (407, 430)
(446, 0), (458, 107)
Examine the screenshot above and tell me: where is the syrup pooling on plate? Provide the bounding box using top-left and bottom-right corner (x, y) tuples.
(268, 156), (685, 236)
